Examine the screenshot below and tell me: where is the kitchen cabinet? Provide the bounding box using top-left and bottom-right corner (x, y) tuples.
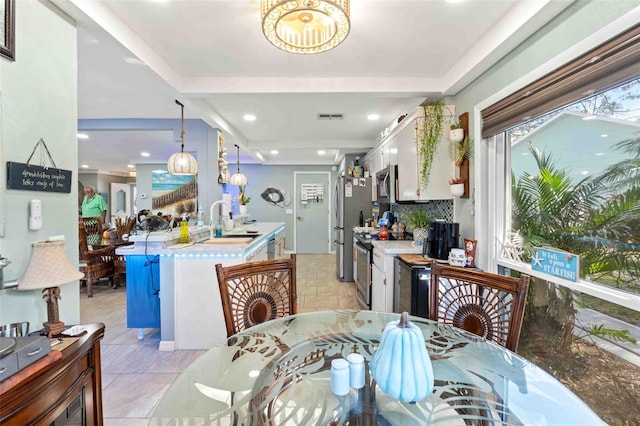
(395, 110), (454, 201)
(371, 248), (395, 312)
(275, 231), (286, 259)
(247, 242), (268, 262)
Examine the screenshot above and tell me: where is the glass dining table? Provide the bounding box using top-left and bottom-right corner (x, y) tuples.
(150, 310), (604, 425)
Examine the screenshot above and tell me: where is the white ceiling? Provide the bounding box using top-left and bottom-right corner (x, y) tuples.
(51, 0), (574, 175)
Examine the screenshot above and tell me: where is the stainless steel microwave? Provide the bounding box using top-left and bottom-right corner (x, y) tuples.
(375, 166), (397, 204)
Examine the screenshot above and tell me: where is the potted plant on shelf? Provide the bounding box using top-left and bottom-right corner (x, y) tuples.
(449, 177), (465, 198)
(403, 210), (432, 245)
(415, 101), (446, 190)
(238, 188), (250, 215)
(455, 136), (472, 166)
(449, 121), (464, 143)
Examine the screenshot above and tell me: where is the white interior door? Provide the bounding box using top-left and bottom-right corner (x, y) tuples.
(110, 182), (132, 219)
(295, 172), (331, 254)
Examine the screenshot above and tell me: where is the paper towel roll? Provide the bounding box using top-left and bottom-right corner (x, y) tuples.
(222, 193), (232, 218)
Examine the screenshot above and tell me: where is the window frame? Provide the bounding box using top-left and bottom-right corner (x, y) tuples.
(475, 11), (640, 312)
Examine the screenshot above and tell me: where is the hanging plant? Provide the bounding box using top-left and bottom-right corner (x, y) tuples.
(415, 101), (446, 188)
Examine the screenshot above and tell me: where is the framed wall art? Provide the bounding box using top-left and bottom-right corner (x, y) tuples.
(0, 0), (14, 61)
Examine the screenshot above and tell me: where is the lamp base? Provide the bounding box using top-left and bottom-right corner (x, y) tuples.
(43, 320), (66, 337)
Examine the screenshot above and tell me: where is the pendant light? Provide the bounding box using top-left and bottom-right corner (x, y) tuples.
(167, 100), (198, 175)
(230, 144), (247, 186)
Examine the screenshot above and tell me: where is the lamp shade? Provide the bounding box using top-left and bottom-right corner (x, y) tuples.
(17, 240), (83, 291)
(261, 0), (351, 54)
(230, 172), (248, 186)
(167, 151), (198, 175)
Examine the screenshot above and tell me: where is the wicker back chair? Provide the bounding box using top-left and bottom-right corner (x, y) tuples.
(215, 255), (297, 338)
(429, 261), (530, 352)
(79, 221), (115, 298)
(81, 216), (103, 248)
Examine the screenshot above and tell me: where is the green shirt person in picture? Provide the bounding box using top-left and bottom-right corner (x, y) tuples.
(81, 185), (107, 224)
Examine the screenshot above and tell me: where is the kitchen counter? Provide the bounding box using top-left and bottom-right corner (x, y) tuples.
(371, 239), (422, 255)
(116, 222), (286, 351)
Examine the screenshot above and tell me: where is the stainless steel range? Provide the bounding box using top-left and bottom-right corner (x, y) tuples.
(353, 232), (373, 309)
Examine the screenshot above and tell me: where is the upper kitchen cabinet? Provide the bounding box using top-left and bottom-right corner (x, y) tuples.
(371, 107), (453, 202)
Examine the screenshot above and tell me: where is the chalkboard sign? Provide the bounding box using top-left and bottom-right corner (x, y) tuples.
(6, 161), (73, 193)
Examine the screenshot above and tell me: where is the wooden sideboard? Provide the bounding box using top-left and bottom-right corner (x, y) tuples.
(0, 323), (105, 425)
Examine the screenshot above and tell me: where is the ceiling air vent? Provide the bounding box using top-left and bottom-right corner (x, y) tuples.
(317, 113), (344, 120)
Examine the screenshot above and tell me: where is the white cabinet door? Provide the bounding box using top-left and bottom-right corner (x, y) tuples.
(396, 117), (420, 201)
(371, 264), (386, 312)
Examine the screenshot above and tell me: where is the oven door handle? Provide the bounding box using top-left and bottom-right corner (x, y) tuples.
(355, 244), (368, 254)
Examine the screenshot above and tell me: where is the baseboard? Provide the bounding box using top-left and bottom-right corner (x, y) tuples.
(158, 340), (175, 352)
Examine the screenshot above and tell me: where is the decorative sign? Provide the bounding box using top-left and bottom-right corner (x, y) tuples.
(6, 162), (72, 193)
(531, 247), (580, 282)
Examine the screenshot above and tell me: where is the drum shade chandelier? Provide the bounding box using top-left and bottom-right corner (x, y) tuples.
(260, 0), (350, 54)
(167, 100), (198, 175)
(230, 144), (248, 186)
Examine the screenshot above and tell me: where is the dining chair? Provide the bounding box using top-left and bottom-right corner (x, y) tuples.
(215, 254), (297, 338)
(79, 220), (116, 297)
(429, 261), (530, 352)
(81, 216), (103, 247)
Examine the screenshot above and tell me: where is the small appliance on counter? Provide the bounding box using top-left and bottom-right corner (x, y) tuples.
(425, 221), (460, 260)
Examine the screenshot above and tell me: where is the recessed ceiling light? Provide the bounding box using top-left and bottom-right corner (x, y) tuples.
(446, 0), (465, 3)
(81, 164), (89, 168)
(124, 57), (146, 66)
(127, 164), (135, 168)
(595, 152), (605, 156)
(581, 170), (589, 175)
(367, 114), (380, 121)
(141, 152), (150, 157)
(582, 115), (597, 120)
(600, 134), (608, 138)
(317, 150), (326, 155)
(270, 150), (279, 155)
(77, 133), (89, 139)
(243, 114), (256, 122)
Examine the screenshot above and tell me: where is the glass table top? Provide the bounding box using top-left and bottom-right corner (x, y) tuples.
(150, 310), (604, 425)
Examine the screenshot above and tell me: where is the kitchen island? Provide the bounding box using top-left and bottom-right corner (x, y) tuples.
(116, 222), (286, 351)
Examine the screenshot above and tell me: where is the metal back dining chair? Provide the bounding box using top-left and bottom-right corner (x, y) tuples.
(429, 261), (530, 352)
(215, 254), (297, 338)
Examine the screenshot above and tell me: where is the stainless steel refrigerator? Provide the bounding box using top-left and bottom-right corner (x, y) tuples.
(334, 176), (372, 281)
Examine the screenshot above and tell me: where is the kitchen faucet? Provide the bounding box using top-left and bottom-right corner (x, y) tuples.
(209, 200), (231, 239)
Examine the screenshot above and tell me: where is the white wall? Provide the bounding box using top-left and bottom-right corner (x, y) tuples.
(0, 1), (79, 328)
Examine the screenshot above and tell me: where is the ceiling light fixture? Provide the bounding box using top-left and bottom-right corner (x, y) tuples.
(261, 0), (350, 54)
(243, 114), (257, 121)
(167, 100), (198, 175)
(367, 114), (380, 121)
(141, 152), (150, 157)
(271, 150), (279, 155)
(318, 150), (326, 155)
(230, 144), (248, 186)
(77, 133), (89, 139)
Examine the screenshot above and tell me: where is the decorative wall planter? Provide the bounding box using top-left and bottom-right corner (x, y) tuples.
(450, 183), (464, 198)
(449, 128), (464, 143)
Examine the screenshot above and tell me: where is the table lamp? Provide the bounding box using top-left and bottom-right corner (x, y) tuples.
(17, 240), (84, 337)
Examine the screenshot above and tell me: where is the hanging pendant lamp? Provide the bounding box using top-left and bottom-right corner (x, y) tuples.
(167, 100), (198, 175)
(230, 144), (247, 186)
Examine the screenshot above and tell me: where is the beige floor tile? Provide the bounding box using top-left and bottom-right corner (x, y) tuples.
(297, 286), (318, 296)
(303, 295), (340, 309)
(101, 343), (161, 374)
(102, 373), (177, 418)
(146, 350), (206, 374)
(102, 373), (119, 390)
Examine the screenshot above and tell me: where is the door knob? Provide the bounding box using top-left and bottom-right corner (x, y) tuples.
(297, 216), (304, 221)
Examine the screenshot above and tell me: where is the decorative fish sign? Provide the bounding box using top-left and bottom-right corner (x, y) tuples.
(261, 187), (291, 207)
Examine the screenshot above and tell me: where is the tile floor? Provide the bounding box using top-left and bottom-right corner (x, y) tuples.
(79, 253), (358, 425)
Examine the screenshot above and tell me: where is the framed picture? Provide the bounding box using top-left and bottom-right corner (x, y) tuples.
(0, 0), (14, 61)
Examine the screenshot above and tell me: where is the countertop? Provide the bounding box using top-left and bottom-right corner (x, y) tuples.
(116, 222), (285, 256)
(370, 239), (422, 255)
